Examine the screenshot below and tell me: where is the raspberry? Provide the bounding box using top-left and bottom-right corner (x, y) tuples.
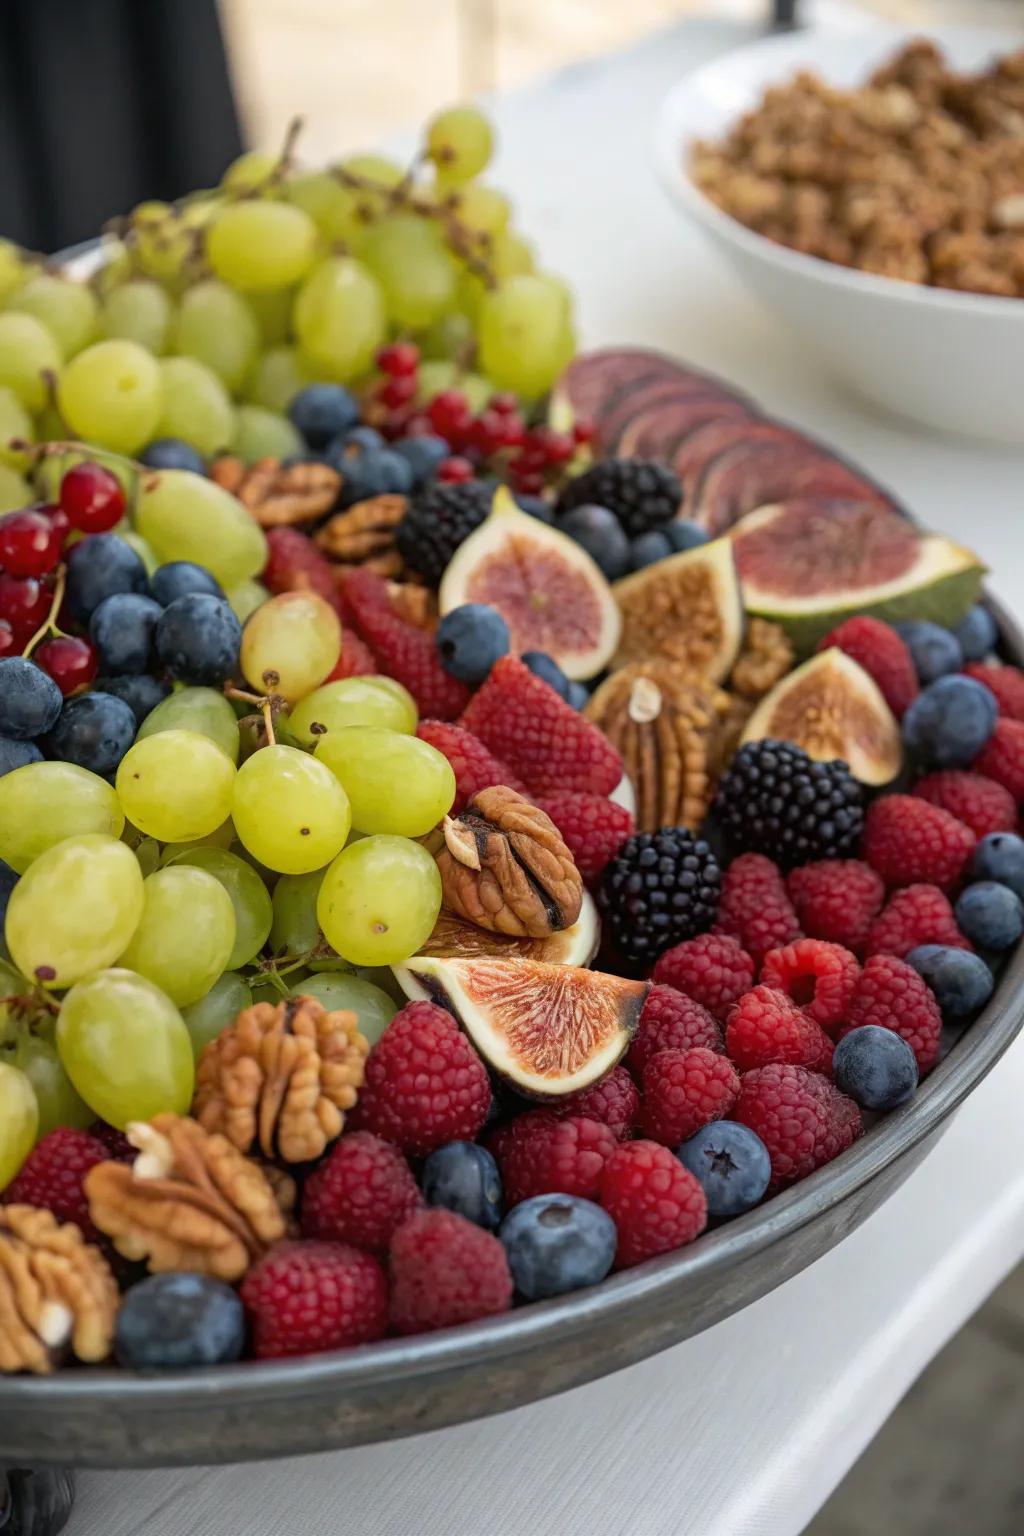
(89, 1121), (135, 1161)
(786, 860), (885, 954)
(713, 852), (803, 966)
(300, 1131), (422, 1251)
(262, 526), (343, 614)
(627, 983), (723, 1079)
(639, 1047), (740, 1146)
(652, 932), (755, 1021)
(328, 628), (378, 679)
(863, 795), (975, 891)
(865, 883), (972, 957)
(549, 1065), (639, 1141)
(913, 771), (1016, 839)
(963, 662), (1024, 722)
(759, 938), (860, 1032)
(734, 1063), (863, 1190)
(460, 657), (623, 797)
(416, 719), (525, 813)
(351, 1001), (491, 1156)
(489, 1112), (617, 1206)
(240, 1241), (388, 1359)
(972, 718), (1024, 801)
(3, 1128), (108, 1242)
(838, 954), (943, 1074)
(536, 792), (634, 882)
(342, 567), (470, 720)
(388, 1208), (513, 1334)
(599, 1140), (707, 1268)
(725, 985), (834, 1073)
(817, 616), (918, 717)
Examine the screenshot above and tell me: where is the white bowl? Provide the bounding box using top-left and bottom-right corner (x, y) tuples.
(655, 24), (1024, 444)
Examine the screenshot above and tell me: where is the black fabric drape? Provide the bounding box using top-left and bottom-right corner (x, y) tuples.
(0, 0), (244, 254)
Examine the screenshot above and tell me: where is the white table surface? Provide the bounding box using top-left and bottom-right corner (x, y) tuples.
(70, 12), (1024, 1534)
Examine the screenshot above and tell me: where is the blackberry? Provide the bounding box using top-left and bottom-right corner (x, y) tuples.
(713, 739), (865, 868)
(395, 481), (493, 585)
(599, 827), (720, 966)
(557, 459), (681, 538)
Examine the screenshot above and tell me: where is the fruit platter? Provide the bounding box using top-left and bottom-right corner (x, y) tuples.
(0, 104), (1022, 1480)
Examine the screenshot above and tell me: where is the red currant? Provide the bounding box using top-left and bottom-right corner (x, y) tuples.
(59, 463), (126, 534)
(427, 390), (472, 445)
(0, 575), (51, 638)
(572, 420), (596, 447)
(513, 442), (547, 474)
(39, 503), (71, 546)
(377, 342), (420, 378)
(489, 392), (520, 416)
(0, 509), (63, 577)
(437, 456), (475, 484)
(380, 375), (418, 410)
(34, 635), (98, 696)
(0, 619), (16, 658)
(530, 426), (574, 466)
(402, 414), (435, 438)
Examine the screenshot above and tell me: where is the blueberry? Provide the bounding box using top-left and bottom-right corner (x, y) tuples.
(630, 530), (673, 570)
(339, 425), (385, 453)
(894, 620), (963, 684)
(151, 561), (224, 606)
(422, 1141), (503, 1231)
(155, 594), (242, 686)
(953, 604), (998, 662)
(677, 1121), (771, 1218)
(664, 520), (708, 553)
(95, 674), (170, 727)
(393, 434), (450, 488)
(65, 534), (149, 624)
(515, 494), (554, 525)
(901, 674), (997, 767)
(0, 735), (43, 775)
(140, 438), (206, 475)
(557, 504), (631, 580)
(115, 1272), (245, 1371)
(0, 658), (63, 740)
(435, 604), (510, 686)
(832, 1026), (919, 1111)
(566, 681), (590, 711)
(43, 692), (137, 776)
(0, 858), (16, 927)
(89, 593), (163, 677)
(970, 831), (1024, 900)
(328, 443), (411, 506)
(288, 384), (360, 450)
(955, 881), (1024, 951)
(521, 650), (571, 701)
(906, 943), (994, 1020)
(499, 1195), (616, 1299)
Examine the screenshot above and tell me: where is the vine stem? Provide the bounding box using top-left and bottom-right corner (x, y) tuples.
(21, 567), (66, 658)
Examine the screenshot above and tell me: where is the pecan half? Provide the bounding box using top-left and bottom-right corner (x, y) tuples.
(315, 495), (409, 579)
(193, 994), (368, 1163)
(437, 785), (583, 939)
(0, 1205), (117, 1374)
(85, 1114), (287, 1282)
(210, 455), (341, 527)
(729, 618), (794, 701)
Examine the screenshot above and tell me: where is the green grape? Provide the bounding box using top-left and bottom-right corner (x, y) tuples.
(138, 685), (240, 762)
(248, 976), (290, 1008)
(0, 386), (33, 469)
(116, 730), (236, 843)
(134, 837), (162, 877)
(232, 404), (303, 464)
(9, 1032), (92, 1137)
(0, 761), (124, 873)
(181, 971), (252, 1060)
(7, 273), (97, 359)
(317, 834), (441, 967)
(57, 339), (162, 454)
(120, 528), (159, 574)
(227, 578), (269, 623)
(232, 744), (351, 875)
(491, 228), (536, 280)
(450, 184), (510, 238)
(155, 356), (235, 457)
(131, 201), (194, 283)
(0, 240), (33, 303)
(247, 346), (310, 413)
(293, 972), (395, 1045)
(288, 675), (416, 747)
(136, 469), (268, 587)
(99, 278), (172, 354)
(270, 869), (324, 955)
(426, 106), (494, 182)
(56, 968), (193, 1129)
(339, 154), (404, 222)
(287, 171), (364, 246)
(118, 866), (236, 1007)
(361, 216), (456, 329)
(0, 464), (31, 512)
(477, 275), (569, 400)
(171, 279), (260, 393)
(0, 1062), (38, 1189)
(293, 257), (386, 382)
(166, 846), (272, 968)
(5, 834), (144, 990)
(415, 360), (491, 412)
(207, 202), (318, 292)
(420, 311), (475, 362)
(0, 311), (62, 412)
(221, 149), (281, 195)
(246, 286), (296, 347)
(316, 728), (454, 836)
(158, 819), (235, 863)
(93, 236), (133, 297)
(240, 590), (341, 702)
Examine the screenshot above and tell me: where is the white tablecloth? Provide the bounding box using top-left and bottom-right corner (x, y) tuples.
(71, 11), (1024, 1532)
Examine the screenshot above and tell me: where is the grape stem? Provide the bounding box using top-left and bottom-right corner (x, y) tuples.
(224, 687), (282, 747)
(20, 566), (67, 659)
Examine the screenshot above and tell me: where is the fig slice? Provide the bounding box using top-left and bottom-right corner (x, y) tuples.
(439, 488), (621, 680)
(692, 441), (892, 536)
(402, 954), (649, 1098)
(611, 535), (743, 682)
(617, 392), (752, 459)
(741, 647), (902, 785)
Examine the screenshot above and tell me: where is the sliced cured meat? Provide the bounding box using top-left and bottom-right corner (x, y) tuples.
(555, 348), (691, 427)
(675, 419), (806, 507)
(693, 443), (893, 535)
(617, 392), (753, 459)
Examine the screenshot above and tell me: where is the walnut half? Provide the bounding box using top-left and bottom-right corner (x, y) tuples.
(0, 1205), (117, 1374)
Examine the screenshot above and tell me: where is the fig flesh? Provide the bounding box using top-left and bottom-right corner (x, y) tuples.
(611, 535), (742, 682)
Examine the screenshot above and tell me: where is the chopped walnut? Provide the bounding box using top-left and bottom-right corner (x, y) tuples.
(315, 495), (409, 578)
(729, 618), (794, 701)
(209, 456), (341, 527)
(0, 1205), (117, 1374)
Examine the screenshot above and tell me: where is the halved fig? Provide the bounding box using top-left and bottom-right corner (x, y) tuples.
(402, 954), (649, 1097)
(612, 535), (743, 682)
(439, 488), (620, 680)
(741, 647), (902, 785)
(693, 441), (892, 536)
(617, 392), (753, 460)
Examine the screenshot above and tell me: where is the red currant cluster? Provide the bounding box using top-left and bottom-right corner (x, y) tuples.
(0, 462), (124, 695)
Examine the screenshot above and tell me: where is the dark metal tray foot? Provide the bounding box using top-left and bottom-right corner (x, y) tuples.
(0, 1469), (75, 1536)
